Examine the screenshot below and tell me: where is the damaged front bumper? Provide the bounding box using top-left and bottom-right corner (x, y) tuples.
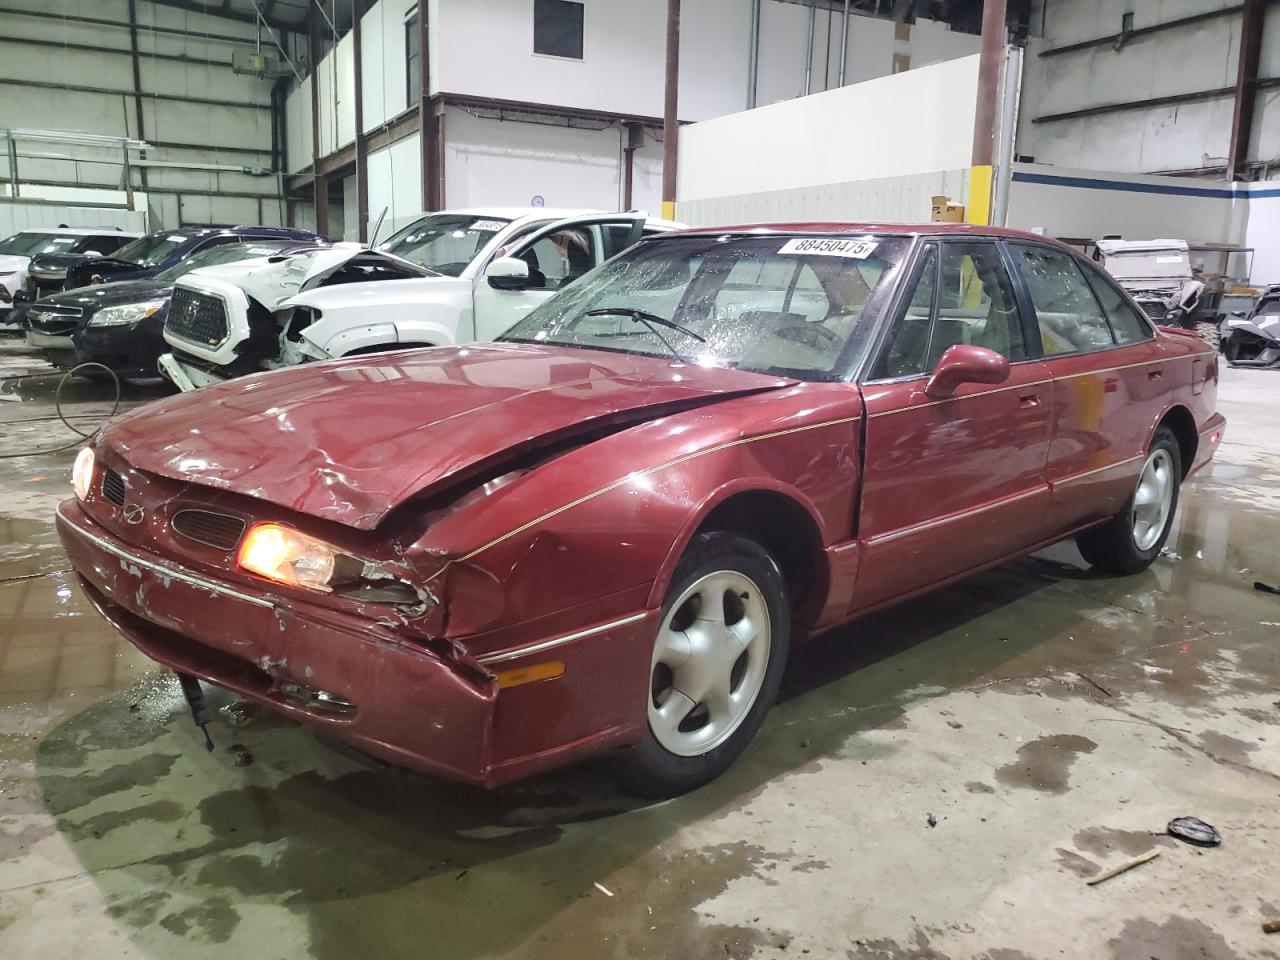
(56, 499), (500, 784)
(158, 352), (225, 392)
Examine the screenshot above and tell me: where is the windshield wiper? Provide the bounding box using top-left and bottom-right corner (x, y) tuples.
(584, 307), (704, 362)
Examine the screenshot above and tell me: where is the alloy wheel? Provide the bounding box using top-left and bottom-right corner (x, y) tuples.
(1132, 447), (1175, 552)
(648, 570), (772, 757)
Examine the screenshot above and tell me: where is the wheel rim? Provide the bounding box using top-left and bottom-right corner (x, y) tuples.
(1132, 448), (1175, 552)
(648, 570), (772, 757)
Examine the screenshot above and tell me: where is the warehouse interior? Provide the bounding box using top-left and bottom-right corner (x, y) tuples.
(2, 1), (1280, 958)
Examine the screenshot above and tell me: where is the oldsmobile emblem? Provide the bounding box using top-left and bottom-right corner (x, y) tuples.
(122, 503), (146, 525)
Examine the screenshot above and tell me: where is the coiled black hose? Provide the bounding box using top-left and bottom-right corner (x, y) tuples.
(0, 363), (122, 458)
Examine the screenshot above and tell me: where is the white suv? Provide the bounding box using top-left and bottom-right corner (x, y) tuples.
(159, 208), (681, 391)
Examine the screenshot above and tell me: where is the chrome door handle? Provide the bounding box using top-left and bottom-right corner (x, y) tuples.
(1148, 369), (1164, 381)
(1019, 392), (1040, 408)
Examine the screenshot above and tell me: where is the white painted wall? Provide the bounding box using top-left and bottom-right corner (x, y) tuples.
(368, 134), (424, 233)
(286, 79), (314, 175)
(314, 35), (358, 158)
(361, 0), (414, 131)
(0, 198), (148, 236)
(444, 107), (625, 210)
(1244, 188), (1280, 283)
(432, 1), (978, 121)
(677, 168), (971, 228)
(1005, 164), (1249, 245)
(0, 0), (283, 228)
(678, 54), (980, 204)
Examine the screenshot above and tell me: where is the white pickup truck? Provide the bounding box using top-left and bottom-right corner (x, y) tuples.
(159, 208), (681, 391)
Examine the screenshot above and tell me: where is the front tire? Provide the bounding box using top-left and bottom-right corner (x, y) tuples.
(615, 533), (790, 798)
(1076, 427), (1181, 575)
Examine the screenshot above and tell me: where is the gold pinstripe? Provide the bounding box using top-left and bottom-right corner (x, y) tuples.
(866, 355), (1183, 419)
(422, 415), (860, 584)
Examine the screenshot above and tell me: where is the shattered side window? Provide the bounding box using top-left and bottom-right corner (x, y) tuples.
(1012, 243), (1117, 356)
(1080, 262), (1155, 345)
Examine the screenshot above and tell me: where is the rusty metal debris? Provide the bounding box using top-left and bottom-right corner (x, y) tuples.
(1167, 816), (1221, 847)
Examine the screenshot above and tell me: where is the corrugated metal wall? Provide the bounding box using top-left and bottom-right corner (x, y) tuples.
(0, 201), (147, 236)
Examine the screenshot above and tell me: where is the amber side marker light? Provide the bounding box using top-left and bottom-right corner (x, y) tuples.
(495, 661), (565, 689)
(72, 447), (95, 501)
(238, 522), (341, 592)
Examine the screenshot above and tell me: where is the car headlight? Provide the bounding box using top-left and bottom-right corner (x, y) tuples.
(237, 522), (360, 592)
(89, 299), (166, 327)
(72, 447), (95, 501)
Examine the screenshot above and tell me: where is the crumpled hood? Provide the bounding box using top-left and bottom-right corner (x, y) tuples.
(101, 343), (795, 529)
(192, 245), (367, 311)
(282, 274), (468, 313)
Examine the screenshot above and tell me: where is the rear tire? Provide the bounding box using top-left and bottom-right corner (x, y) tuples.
(1076, 427), (1181, 575)
(1194, 320), (1221, 349)
(615, 532), (790, 798)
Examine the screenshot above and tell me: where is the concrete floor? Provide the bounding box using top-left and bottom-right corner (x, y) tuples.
(0, 337), (1278, 960)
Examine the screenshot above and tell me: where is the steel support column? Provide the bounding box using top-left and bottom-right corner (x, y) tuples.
(419, 5), (443, 211)
(747, 0), (761, 108)
(7, 134), (19, 198)
(804, 0), (816, 96)
(838, 0), (851, 86)
(125, 0), (147, 211)
(622, 123), (644, 209)
(1228, 0), (1265, 180)
(967, 0), (1007, 225)
(661, 0), (681, 221)
(971, 0), (1007, 167)
(308, 2), (328, 237)
(353, 7), (369, 241)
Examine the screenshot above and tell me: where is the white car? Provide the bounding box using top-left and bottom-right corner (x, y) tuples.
(158, 208), (682, 391)
(0, 226), (141, 328)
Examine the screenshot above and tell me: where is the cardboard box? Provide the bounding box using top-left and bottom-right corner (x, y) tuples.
(931, 195), (965, 223)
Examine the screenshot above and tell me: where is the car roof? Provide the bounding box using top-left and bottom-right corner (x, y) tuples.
(666, 222), (1074, 246)
(393, 208), (603, 228)
(14, 226), (142, 236)
(1096, 238), (1190, 254)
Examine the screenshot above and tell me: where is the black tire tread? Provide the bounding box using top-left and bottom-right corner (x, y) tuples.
(1076, 426), (1181, 575)
(614, 532), (790, 798)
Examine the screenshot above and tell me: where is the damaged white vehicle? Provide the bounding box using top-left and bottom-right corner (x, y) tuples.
(159, 208), (680, 391)
(1095, 239), (1205, 329)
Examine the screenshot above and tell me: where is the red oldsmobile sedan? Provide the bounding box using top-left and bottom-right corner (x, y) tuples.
(57, 223), (1224, 796)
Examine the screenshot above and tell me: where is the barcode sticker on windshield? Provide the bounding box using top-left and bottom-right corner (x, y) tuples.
(778, 237), (877, 259)
(470, 220), (508, 232)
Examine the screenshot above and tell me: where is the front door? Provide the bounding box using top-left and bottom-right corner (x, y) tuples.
(852, 239), (1053, 613)
(472, 215), (648, 341)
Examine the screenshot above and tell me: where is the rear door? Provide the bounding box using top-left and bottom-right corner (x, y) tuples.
(471, 214), (648, 341)
(1006, 242), (1168, 536)
(852, 239), (1053, 612)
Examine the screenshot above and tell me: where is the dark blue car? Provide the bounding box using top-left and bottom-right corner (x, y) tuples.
(62, 224), (325, 290)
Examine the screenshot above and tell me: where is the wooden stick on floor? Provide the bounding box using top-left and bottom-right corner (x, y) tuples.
(1086, 849), (1161, 886)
